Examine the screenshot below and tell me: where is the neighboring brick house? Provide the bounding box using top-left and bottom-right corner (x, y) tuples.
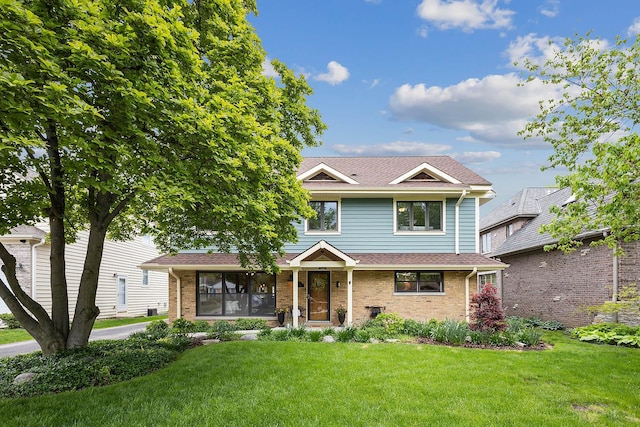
(482, 187), (640, 327)
(142, 156), (506, 327)
(0, 225), (168, 318)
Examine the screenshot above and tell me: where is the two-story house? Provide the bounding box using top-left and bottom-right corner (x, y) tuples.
(481, 187), (640, 327)
(141, 157), (506, 326)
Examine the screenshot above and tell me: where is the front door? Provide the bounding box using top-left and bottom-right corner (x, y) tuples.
(308, 271), (330, 321)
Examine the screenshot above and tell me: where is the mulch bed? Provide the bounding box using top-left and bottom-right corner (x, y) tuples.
(415, 337), (551, 351)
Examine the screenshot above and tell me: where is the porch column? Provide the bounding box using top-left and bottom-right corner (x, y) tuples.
(347, 268), (354, 326)
(292, 268), (300, 328)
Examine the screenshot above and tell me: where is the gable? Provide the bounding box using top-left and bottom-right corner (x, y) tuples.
(389, 162), (462, 185)
(297, 163), (359, 185)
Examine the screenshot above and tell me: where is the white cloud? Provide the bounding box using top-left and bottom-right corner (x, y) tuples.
(365, 0), (382, 3)
(362, 78), (381, 88)
(388, 73), (564, 147)
(628, 17), (640, 36)
(314, 61), (350, 85)
(262, 59), (278, 78)
(505, 33), (562, 69)
(539, 0), (559, 18)
(416, 0), (515, 32)
(451, 151), (501, 164)
(417, 25), (429, 38)
(333, 141), (452, 156)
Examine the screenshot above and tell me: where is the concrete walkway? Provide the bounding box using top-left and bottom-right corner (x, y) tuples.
(0, 322), (150, 359)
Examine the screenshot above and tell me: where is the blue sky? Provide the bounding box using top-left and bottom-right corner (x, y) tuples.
(249, 0), (640, 212)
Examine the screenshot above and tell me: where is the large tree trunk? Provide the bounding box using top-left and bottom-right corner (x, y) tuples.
(67, 223), (108, 348)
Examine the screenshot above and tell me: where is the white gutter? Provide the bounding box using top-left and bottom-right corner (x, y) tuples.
(612, 249), (618, 302)
(455, 190), (467, 255)
(31, 238), (46, 299)
(168, 268), (181, 320)
(465, 267), (477, 322)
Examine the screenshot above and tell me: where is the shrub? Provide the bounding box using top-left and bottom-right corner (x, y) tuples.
(192, 320), (212, 332)
(235, 318), (267, 331)
(469, 284), (506, 333)
(307, 330), (323, 342)
(144, 320), (170, 340)
(336, 326), (357, 342)
(515, 328), (543, 346)
(354, 329), (372, 343)
(0, 313), (21, 329)
(170, 318), (195, 335)
(572, 323), (640, 348)
(369, 312), (405, 337)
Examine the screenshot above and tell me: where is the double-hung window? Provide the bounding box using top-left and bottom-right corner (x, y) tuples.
(395, 271), (444, 293)
(396, 201), (442, 231)
(307, 201), (338, 232)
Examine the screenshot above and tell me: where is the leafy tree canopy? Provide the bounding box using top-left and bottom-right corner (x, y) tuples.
(520, 33), (640, 254)
(0, 0), (324, 354)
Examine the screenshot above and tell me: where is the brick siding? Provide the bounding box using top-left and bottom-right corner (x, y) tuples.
(3, 243), (33, 295)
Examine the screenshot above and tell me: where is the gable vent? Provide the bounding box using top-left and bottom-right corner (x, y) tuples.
(307, 172), (337, 181)
(409, 171), (438, 182)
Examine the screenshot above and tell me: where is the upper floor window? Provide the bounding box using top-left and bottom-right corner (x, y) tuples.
(396, 201), (442, 231)
(307, 201), (338, 232)
(481, 232), (491, 254)
(507, 223), (514, 236)
(395, 271), (444, 293)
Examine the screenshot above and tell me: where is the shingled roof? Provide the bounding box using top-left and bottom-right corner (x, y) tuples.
(299, 156), (491, 190)
(480, 187), (559, 231)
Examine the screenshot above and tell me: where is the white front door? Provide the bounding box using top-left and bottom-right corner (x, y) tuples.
(116, 275), (127, 312)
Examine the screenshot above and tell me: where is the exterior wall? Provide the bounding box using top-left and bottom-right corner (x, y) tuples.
(285, 197), (477, 254)
(0, 242), (34, 314)
(35, 232), (167, 319)
(170, 269), (471, 325)
(500, 243), (614, 327)
(483, 218), (530, 255)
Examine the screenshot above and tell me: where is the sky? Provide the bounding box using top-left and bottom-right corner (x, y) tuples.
(248, 0), (640, 213)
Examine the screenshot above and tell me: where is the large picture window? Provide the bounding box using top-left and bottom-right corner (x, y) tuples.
(307, 201), (338, 232)
(197, 272), (275, 317)
(396, 201), (442, 231)
(395, 271), (444, 293)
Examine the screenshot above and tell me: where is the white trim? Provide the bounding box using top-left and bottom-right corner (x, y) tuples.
(392, 197), (446, 234)
(389, 162), (462, 185)
(287, 240), (358, 268)
(304, 199), (341, 235)
(297, 163), (359, 184)
(116, 275), (127, 312)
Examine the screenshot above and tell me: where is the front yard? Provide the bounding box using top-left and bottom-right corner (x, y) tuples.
(0, 331), (638, 426)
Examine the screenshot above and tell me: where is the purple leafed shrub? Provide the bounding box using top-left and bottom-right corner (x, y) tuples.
(469, 284), (506, 332)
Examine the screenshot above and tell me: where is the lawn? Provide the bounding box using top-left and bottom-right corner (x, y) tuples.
(0, 331), (638, 426)
(0, 315), (167, 345)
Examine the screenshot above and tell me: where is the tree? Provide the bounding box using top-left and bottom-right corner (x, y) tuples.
(0, 0), (325, 355)
(520, 33), (640, 254)
(469, 284), (506, 333)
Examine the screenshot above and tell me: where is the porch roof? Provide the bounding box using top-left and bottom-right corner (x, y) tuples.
(140, 251), (506, 272)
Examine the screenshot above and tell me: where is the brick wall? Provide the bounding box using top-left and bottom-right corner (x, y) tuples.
(500, 242), (614, 327)
(168, 269), (472, 325)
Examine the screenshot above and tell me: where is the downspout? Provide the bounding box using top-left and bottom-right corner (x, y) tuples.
(612, 240), (619, 303)
(455, 190), (467, 255)
(465, 267), (477, 322)
(31, 239), (46, 299)
(168, 268), (181, 319)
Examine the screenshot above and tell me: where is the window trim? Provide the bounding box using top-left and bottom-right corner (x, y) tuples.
(305, 199), (341, 235)
(393, 198), (445, 235)
(142, 269), (149, 286)
(481, 232), (492, 254)
(393, 271), (445, 295)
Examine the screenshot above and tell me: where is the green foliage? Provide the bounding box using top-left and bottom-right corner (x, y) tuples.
(170, 318), (195, 335)
(0, 313), (21, 329)
(234, 318), (267, 331)
(572, 323), (640, 348)
(306, 330), (323, 342)
(369, 312), (405, 337)
(0, 0), (324, 353)
(520, 33), (640, 254)
(335, 327), (358, 343)
(585, 284), (640, 317)
(403, 318), (438, 337)
(0, 337), (186, 398)
(431, 319), (469, 345)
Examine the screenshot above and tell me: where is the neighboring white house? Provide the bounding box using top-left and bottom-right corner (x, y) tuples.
(0, 225), (167, 318)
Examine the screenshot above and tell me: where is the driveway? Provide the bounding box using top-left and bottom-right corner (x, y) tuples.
(0, 322), (150, 358)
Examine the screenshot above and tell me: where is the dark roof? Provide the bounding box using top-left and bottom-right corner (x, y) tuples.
(141, 251), (505, 270)
(480, 187), (559, 231)
(491, 187), (575, 256)
(299, 156), (491, 189)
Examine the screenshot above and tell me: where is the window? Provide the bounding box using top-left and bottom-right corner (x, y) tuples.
(479, 272), (497, 290)
(396, 201), (442, 231)
(142, 270), (149, 286)
(507, 223), (514, 236)
(196, 272), (275, 317)
(395, 271), (444, 293)
(307, 201), (338, 232)
(481, 232), (491, 253)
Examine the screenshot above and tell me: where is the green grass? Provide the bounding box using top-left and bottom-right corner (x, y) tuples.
(0, 315), (167, 345)
(0, 331), (639, 426)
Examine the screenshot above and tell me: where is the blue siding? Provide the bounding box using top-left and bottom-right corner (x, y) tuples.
(284, 198), (478, 254)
